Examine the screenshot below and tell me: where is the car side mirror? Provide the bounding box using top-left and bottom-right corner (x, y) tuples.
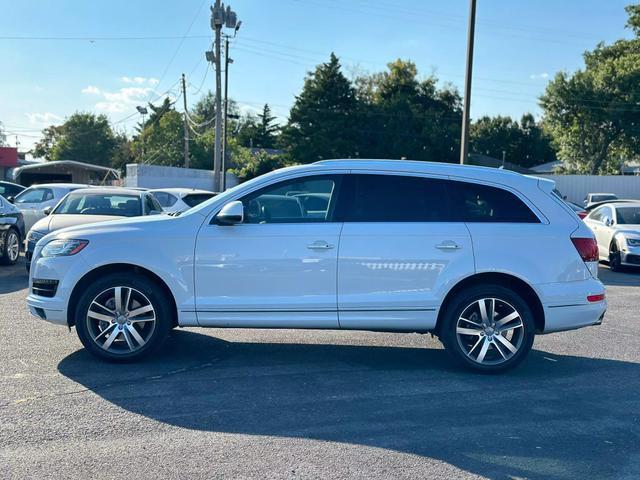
(43, 206), (52, 216)
(603, 216), (613, 227)
(6, 196), (14, 203)
(215, 201), (244, 225)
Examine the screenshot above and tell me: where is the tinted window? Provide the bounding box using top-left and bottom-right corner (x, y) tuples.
(592, 194), (617, 203)
(241, 176), (338, 224)
(450, 181), (539, 223)
(615, 207), (640, 225)
(14, 187), (54, 204)
(183, 193), (216, 208)
(336, 174), (450, 222)
(589, 208), (603, 222)
(145, 195), (161, 214)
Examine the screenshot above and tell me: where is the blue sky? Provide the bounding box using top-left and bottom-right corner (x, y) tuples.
(0, 0), (634, 151)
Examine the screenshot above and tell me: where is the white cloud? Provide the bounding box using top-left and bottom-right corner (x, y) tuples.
(81, 85), (101, 95)
(25, 112), (63, 125)
(120, 76), (159, 86)
(529, 72), (549, 80)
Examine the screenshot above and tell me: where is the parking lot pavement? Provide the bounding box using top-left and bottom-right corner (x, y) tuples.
(1, 258), (640, 480)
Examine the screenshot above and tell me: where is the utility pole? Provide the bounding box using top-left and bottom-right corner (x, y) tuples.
(459, 0), (477, 165)
(181, 73), (190, 168)
(222, 37), (232, 191)
(208, 1), (240, 192)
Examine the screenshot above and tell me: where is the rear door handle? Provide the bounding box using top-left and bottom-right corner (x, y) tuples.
(307, 241), (334, 250)
(435, 241), (462, 250)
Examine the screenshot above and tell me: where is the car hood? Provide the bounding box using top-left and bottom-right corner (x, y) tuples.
(33, 214), (127, 234)
(49, 213), (176, 241)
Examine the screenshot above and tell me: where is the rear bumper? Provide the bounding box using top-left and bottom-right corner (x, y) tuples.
(536, 278), (606, 333)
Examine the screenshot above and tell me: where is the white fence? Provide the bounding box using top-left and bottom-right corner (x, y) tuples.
(125, 164), (238, 191)
(538, 175), (640, 204)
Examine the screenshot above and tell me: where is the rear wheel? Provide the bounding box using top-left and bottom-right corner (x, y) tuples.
(440, 285), (535, 373)
(75, 273), (172, 362)
(0, 228), (20, 265)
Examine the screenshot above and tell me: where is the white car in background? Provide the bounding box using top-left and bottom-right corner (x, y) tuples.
(26, 188), (163, 271)
(584, 193), (618, 208)
(27, 160), (606, 372)
(150, 188), (217, 214)
(12, 183), (88, 233)
(583, 202), (640, 271)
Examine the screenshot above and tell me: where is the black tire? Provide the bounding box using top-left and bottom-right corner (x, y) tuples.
(75, 273), (172, 362)
(439, 284), (535, 373)
(0, 228), (21, 266)
(609, 242), (623, 272)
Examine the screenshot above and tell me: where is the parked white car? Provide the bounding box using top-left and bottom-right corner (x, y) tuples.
(26, 188), (164, 271)
(12, 183), (88, 233)
(149, 188), (217, 214)
(584, 193), (618, 208)
(27, 160), (606, 372)
(583, 202), (640, 271)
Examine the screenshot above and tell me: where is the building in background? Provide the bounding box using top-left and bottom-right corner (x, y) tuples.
(11, 160), (119, 186)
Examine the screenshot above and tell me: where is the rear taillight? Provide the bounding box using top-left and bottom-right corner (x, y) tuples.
(571, 237), (599, 262)
(587, 293), (605, 302)
(578, 211), (587, 219)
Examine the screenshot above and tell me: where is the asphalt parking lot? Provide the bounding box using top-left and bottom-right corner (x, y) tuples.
(1, 256), (640, 480)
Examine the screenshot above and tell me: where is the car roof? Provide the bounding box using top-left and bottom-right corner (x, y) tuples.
(308, 159), (540, 186)
(0, 180), (23, 187)
(585, 199), (640, 210)
(150, 188), (215, 195)
(589, 193), (617, 196)
(23, 183), (89, 189)
(610, 202), (640, 208)
(66, 187), (145, 196)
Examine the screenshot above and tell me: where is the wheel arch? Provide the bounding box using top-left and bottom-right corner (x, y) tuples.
(435, 272), (545, 334)
(67, 263), (179, 328)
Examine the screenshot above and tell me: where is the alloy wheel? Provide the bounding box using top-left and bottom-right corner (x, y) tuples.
(7, 232), (19, 262)
(455, 297), (525, 366)
(86, 286), (157, 354)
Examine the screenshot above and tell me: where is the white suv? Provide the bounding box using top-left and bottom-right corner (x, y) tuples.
(27, 160), (606, 372)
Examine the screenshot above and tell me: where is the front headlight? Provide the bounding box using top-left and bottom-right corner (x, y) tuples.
(626, 237), (640, 247)
(40, 239), (89, 257)
(27, 230), (46, 243)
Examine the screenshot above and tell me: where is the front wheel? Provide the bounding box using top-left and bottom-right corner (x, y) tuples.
(75, 273), (172, 362)
(440, 285), (535, 373)
(609, 243), (623, 272)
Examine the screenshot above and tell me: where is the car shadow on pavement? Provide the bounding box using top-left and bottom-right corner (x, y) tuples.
(598, 265), (640, 287)
(0, 255), (28, 294)
(58, 330), (640, 480)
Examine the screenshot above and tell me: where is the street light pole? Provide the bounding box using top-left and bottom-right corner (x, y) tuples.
(212, 0), (223, 191)
(459, 0), (477, 165)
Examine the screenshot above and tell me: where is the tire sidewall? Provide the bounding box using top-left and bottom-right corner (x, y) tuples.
(440, 284), (535, 373)
(0, 229), (20, 265)
(75, 273), (172, 362)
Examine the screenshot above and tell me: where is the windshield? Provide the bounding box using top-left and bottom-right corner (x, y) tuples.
(616, 207), (640, 225)
(53, 193), (142, 217)
(14, 187), (54, 204)
(592, 194), (617, 203)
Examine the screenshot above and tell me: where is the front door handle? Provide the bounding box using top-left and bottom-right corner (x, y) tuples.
(307, 241), (334, 250)
(435, 241), (462, 250)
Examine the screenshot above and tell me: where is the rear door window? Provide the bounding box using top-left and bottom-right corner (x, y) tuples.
(14, 187), (54, 204)
(449, 181), (540, 223)
(335, 174), (450, 222)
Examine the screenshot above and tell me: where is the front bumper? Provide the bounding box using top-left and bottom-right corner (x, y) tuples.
(620, 251), (640, 266)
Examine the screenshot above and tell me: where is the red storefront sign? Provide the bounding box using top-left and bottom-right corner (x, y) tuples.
(0, 147), (18, 167)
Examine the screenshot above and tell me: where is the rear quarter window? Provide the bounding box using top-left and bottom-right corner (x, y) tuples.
(450, 181), (540, 223)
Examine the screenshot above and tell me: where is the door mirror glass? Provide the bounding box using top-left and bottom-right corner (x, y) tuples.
(216, 201), (244, 225)
(43, 206), (53, 216)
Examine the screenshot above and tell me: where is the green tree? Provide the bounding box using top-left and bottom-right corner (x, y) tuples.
(470, 114), (556, 168)
(281, 53), (359, 161)
(230, 148), (291, 182)
(110, 132), (135, 173)
(132, 99), (184, 166)
(252, 104), (279, 149)
(354, 59), (462, 162)
(540, 4), (640, 174)
(32, 113), (117, 166)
